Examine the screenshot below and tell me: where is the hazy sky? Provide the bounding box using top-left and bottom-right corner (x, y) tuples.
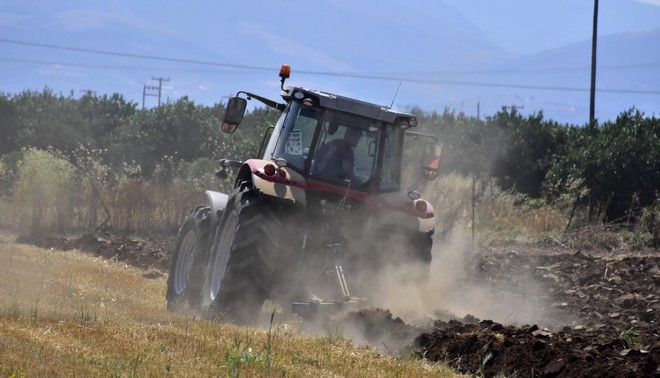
(442, 0), (660, 54)
(4, 1), (660, 59)
(3, 0), (659, 57)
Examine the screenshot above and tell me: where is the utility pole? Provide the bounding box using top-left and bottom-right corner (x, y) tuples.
(80, 89), (96, 97)
(142, 84), (159, 109)
(152, 76), (170, 107)
(142, 76), (170, 109)
(589, 0), (599, 128)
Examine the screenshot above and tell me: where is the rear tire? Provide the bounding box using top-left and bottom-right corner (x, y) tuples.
(351, 228), (433, 292)
(410, 232), (433, 285)
(200, 184), (301, 324)
(166, 206), (211, 312)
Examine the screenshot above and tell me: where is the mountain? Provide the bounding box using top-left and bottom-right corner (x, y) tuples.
(378, 27), (660, 125)
(478, 28), (660, 125)
(1, 1), (657, 125)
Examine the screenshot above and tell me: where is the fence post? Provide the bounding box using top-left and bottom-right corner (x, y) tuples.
(472, 177), (476, 244)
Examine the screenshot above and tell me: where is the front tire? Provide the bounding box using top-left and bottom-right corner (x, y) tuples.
(166, 206), (211, 312)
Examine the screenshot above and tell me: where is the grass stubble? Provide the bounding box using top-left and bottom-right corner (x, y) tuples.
(0, 240), (462, 377)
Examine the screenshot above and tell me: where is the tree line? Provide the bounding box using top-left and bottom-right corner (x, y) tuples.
(412, 106), (659, 226)
(0, 88), (658, 231)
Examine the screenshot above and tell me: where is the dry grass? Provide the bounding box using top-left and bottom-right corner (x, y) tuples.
(0, 240), (462, 377)
(1, 158), (568, 242)
(423, 174), (568, 243)
(3, 178), (202, 235)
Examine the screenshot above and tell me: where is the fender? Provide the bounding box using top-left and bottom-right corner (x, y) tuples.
(372, 191), (435, 234)
(204, 190), (228, 230)
(234, 159), (307, 207)
(302, 180), (435, 234)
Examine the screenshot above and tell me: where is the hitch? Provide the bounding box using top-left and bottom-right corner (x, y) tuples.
(291, 243), (366, 318)
(291, 296), (366, 318)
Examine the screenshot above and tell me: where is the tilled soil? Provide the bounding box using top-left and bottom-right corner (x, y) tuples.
(14, 232), (171, 276)
(14, 232), (660, 377)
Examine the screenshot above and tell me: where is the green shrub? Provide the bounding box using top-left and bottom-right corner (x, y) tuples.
(424, 173), (568, 243)
(11, 148), (76, 233)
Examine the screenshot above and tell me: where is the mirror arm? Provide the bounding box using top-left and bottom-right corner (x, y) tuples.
(405, 131), (438, 144)
(237, 91), (286, 111)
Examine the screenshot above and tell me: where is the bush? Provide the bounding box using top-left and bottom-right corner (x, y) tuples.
(10, 148), (76, 233)
(423, 173), (568, 243)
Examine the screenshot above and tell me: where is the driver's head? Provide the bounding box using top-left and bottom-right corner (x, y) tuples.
(344, 128), (363, 147)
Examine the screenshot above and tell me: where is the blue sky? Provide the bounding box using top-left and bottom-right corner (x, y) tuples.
(1, 0), (659, 125)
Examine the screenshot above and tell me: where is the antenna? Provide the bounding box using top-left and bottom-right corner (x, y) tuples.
(389, 82), (402, 109)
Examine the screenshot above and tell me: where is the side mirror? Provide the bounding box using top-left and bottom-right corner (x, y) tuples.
(367, 139), (376, 157)
(421, 142), (442, 180)
(221, 97), (247, 134)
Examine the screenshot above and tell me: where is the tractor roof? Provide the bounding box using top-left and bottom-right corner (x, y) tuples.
(281, 86), (417, 126)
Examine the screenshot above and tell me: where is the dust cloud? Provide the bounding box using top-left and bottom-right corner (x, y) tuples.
(366, 232), (558, 328)
(289, 230), (563, 353)
(265, 221), (575, 352)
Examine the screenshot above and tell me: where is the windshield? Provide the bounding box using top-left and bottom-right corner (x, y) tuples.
(270, 101), (320, 172)
(268, 100), (404, 191)
(310, 112), (380, 186)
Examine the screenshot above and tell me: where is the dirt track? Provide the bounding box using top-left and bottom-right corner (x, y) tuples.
(14, 233), (660, 377)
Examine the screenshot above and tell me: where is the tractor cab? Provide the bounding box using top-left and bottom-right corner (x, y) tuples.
(221, 65), (441, 194)
(263, 94), (409, 192)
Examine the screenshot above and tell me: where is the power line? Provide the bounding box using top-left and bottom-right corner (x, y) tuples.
(2, 57), (659, 76)
(3, 39), (660, 75)
(0, 38), (271, 72)
(2, 38), (660, 95)
(299, 70), (660, 95)
(0, 58), (270, 74)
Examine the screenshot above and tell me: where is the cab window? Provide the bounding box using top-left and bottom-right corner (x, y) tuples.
(272, 102), (319, 172)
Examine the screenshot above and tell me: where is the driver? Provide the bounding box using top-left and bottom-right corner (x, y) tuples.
(315, 127), (363, 183)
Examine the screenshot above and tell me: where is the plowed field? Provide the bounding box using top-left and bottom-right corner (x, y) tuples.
(15, 233), (659, 377)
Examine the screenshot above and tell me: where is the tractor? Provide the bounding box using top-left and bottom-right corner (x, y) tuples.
(166, 65), (442, 323)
